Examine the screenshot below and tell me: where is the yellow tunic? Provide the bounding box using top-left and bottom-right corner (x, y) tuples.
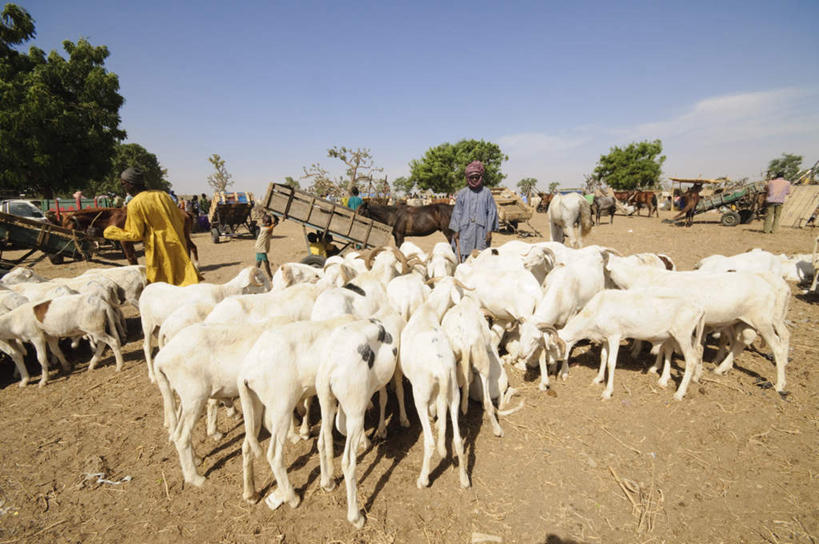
(103, 191), (199, 286)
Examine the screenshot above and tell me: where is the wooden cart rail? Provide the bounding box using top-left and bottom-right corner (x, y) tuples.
(0, 211), (97, 265)
(262, 183), (392, 249)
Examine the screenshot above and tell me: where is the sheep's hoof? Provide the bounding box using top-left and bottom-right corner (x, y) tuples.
(38, 379), (47, 388)
(647, 367), (658, 375)
(657, 378), (669, 389)
(373, 427), (387, 440)
(349, 512), (365, 529)
(538, 382), (550, 391)
(400, 418), (410, 428)
(600, 390), (612, 400)
(673, 392), (685, 401)
(243, 492), (259, 504)
(194, 456), (203, 465)
(18, 379), (28, 387)
(321, 479), (336, 492)
(416, 477), (429, 489)
(187, 474), (206, 487)
(712, 366), (728, 376)
(513, 361), (527, 371)
(210, 432), (224, 442)
(492, 425), (504, 438)
(460, 473), (471, 488)
(264, 491), (285, 510)
(591, 377), (603, 385)
(560, 372), (569, 381)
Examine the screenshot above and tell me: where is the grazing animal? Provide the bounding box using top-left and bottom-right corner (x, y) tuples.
(628, 191), (659, 217)
(357, 202), (454, 246)
(547, 193), (593, 248)
(591, 196), (617, 225)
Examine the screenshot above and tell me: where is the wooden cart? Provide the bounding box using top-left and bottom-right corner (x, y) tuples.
(490, 187), (536, 234)
(208, 191), (258, 243)
(0, 211), (97, 266)
(261, 183), (393, 265)
(667, 179), (766, 226)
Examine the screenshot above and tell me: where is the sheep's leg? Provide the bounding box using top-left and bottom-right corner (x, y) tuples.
(538, 334), (552, 391)
(85, 338), (108, 371)
(756, 322), (788, 393)
(601, 336), (620, 399)
(92, 331), (123, 371)
(240, 394), (264, 503)
(714, 327), (754, 375)
(173, 397), (207, 486)
(206, 399), (223, 441)
(412, 384), (435, 489)
(458, 349), (471, 415)
(559, 342), (576, 381)
(0, 340), (29, 387)
(435, 389), (447, 459)
(264, 411), (301, 510)
(480, 372), (503, 437)
(298, 396), (311, 440)
(316, 386), (337, 492)
(673, 337), (699, 401)
(341, 413), (366, 528)
(657, 342), (673, 388)
(374, 387), (388, 439)
(155, 368), (177, 433)
(592, 343), (608, 385)
(31, 336), (51, 387)
(630, 339), (643, 359)
(393, 366), (410, 428)
(448, 377), (470, 488)
(46, 337), (71, 373)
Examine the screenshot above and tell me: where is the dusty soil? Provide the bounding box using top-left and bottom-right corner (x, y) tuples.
(1, 207), (817, 544)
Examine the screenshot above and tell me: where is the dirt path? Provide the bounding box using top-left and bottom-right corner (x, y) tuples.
(1, 207), (817, 543)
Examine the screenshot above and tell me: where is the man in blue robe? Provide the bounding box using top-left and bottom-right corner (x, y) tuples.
(449, 161), (499, 262)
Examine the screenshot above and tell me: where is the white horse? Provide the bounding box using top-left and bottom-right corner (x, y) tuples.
(547, 193), (593, 248)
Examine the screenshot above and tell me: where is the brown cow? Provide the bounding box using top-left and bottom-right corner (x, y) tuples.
(62, 207), (198, 266)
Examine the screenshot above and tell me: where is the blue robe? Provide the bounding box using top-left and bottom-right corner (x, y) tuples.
(449, 185), (499, 259)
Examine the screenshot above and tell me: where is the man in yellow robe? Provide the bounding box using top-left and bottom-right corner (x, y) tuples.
(104, 167), (199, 286)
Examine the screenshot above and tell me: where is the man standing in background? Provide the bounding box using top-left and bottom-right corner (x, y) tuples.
(763, 170), (792, 234)
(449, 160), (498, 262)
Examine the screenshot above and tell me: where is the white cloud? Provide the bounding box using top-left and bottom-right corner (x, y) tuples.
(498, 87), (819, 188)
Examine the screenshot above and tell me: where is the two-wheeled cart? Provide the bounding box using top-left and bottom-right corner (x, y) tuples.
(208, 191), (259, 243)
(0, 211), (98, 267)
(667, 179), (766, 226)
(261, 183), (393, 266)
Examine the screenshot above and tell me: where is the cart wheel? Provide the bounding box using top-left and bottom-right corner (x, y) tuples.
(211, 227), (221, 244)
(300, 255), (326, 268)
(48, 253), (64, 264)
(720, 211), (741, 227)
(738, 209), (754, 224)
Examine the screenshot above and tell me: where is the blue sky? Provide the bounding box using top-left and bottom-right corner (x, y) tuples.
(16, 0), (819, 195)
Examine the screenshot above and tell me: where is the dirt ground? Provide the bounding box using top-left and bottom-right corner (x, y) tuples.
(1, 206), (817, 544)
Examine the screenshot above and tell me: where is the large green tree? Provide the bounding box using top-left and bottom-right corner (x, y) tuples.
(409, 139), (508, 194)
(87, 142), (169, 195)
(593, 140), (665, 191)
(766, 153), (802, 180)
(0, 4), (125, 197)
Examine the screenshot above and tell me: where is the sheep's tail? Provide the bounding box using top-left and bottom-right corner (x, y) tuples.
(238, 378), (264, 458)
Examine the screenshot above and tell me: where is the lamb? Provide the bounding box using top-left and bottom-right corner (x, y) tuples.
(538, 289), (706, 400)
(33, 294), (125, 373)
(517, 250), (607, 389)
(398, 277), (470, 489)
(139, 266), (269, 382)
(441, 295), (505, 436)
(315, 312), (404, 528)
(605, 259), (791, 394)
(154, 316), (291, 486)
(236, 315), (359, 508)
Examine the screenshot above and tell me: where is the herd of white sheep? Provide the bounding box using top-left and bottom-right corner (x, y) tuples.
(0, 240), (815, 528)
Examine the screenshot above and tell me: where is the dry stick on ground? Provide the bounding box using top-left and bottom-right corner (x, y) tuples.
(609, 466), (639, 511)
(600, 425), (642, 456)
(0, 519), (67, 544)
(699, 376), (747, 394)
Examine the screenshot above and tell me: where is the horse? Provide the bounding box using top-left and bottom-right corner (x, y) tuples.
(628, 191), (659, 217)
(613, 190), (633, 204)
(670, 185), (703, 227)
(536, 192), (554, 213)
(590, 195), (617, 225)
(547, 193), (593, 248)
(63, 207), (199, 266)
(357, 201), (455, 246)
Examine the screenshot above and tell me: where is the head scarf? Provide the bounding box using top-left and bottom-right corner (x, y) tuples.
(465, 161), (485, 189)
(120, 166), (145, 188)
